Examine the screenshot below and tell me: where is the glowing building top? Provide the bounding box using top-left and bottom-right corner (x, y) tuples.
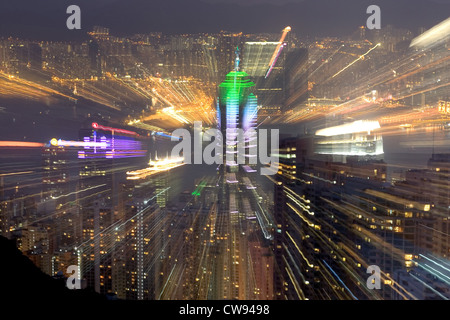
(218, 47), (254, 103)
(217, 47), (259, 169)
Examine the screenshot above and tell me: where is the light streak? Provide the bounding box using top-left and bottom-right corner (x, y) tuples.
(286, 191), (314, 215)
(286, 232), (314, 268)
(309, 44), (344, 77)
(0, 141), (44, 148)
(159, 264), (178, 300)
(51, 184), (107, 200)
(126, 156), (185, 180)
(0, 171), (34, 177)
(92, 122), (140, 136)
(284, 264), (305, 299)
(410, 17), (450, 48)
(50, 138), (108, 148)
(265, 43), (286, 78)
(78, 131), (146, 159)
(331, 43), (380, 78)
(283, 245), (310, 287)
(161, 106), (190, 124)
(127, 119), (167, 133)
(322, 260), (358, 300)
(192, 180), (207, 196)
(267, 26), (291, 70)
(152, 131), (181, 140)
(417, 254), (450, 285)
(315, 120), (381, 136)
(0, 71), (76, 102)
(287, 202), (315, 227)
(409, 273), (449, 300)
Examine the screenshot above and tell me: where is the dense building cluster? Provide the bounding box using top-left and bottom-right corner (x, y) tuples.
(0, 21), (449, 301)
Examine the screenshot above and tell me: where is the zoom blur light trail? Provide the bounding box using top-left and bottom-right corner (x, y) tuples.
(50, 138), (108, 148)
(161, 106), (191, 125)
(331, 43), (381, 79)
(265, 43), (286, 78)
(0, 141), (44, 148)
(315, 120), (381, 136)
(50, 184), (107, 200)
(126, 156), (185, 180)
(92, 122), (140, 136)
(265, 26), (291, 78)
(153, 131), (181, 140)
(410, 17), (450, 49)
(78, 124), (147, 159)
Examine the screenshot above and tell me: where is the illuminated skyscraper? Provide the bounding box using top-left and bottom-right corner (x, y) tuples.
(42, 143), (68, 200)
(242, 41), (284, 114)
(209, 47), (274, 300)
(217, 46), (257, 208)
(242, 31), (307, 115)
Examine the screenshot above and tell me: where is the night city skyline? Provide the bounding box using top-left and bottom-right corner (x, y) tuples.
(0, 0), (449, 312)
(1, 0), (449, 40)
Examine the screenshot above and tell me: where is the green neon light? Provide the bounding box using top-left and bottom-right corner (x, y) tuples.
(192, 180), (207, 196)
(219, 71), (255, 106)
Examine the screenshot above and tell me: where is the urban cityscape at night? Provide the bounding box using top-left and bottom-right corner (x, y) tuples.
(0, 0), (449, 310)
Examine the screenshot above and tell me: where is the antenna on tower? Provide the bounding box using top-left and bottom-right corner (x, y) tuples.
(234, 46), (240, 72)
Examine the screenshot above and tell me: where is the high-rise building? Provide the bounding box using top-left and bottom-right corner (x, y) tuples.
(274, 134), (396, 300)
(241, 41), (285, 114)
(284, 48), (309, 112)
(209, 47), (274, 300)
(242, 33), (307, 115)
(273, 129), (450, 300)
(42, 143), (68, 200)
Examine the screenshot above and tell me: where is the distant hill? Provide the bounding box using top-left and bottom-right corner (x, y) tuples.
(0, 235), (105, 302)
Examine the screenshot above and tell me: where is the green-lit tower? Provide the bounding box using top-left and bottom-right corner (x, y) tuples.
(217, 46), (258, 172)
(210, 47), (261, 299)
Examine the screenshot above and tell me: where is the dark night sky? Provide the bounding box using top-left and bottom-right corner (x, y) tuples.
(0, 0), (449, 40)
